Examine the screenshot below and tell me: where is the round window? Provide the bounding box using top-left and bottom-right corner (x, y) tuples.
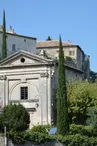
(21, 58), (25, 63)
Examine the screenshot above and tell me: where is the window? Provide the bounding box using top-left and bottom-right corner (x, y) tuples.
(24, 39), (26, 42)
(69, 51), (75, 56)
(21, 58), (25, 63)
(12, 44), (16, 52)
(20, 87), (28, 100)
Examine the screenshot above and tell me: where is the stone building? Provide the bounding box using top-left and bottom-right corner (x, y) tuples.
(0, 27), (90, 127)
(0, 50), (54, 127)
(37, 40), (90, 80)
(0, 25), (36, 58)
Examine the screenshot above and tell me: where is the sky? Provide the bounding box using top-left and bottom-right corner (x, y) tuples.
(0, 0), (97, 71)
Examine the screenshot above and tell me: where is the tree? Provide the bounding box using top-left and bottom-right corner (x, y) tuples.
(89, 70), (97, 82)
(57, 36), (69, 135)
(2, 10), (7, 59)
(86, 107), (97, 126)
(0, 114), (4, 132)
(1, 104), (30, 131)
(67, 79), (97, 124)
(46, 36), (52, 41)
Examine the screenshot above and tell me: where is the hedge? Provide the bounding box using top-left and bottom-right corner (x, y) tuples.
(7, 130), (56, 144)
(30, 125), (49, 135)
(7, 130), (97, 145)
(6, 125), (97, 145)
(69, 124), (97, 137)
(57, 134), (97, 146)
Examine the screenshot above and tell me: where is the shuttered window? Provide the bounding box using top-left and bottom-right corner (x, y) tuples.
(20, 87), (28, 100)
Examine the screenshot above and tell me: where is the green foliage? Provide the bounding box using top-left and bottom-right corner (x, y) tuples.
(7, 130), (97, 145)
(86, 107), (97, 126)
(69, 124), (97, 137)
(57, 36), (69, 135)
(30, 125), (48, 135)
(2, 10), (7, 59)
(7, 130), (56, 144)
(67, 79), (97, 124)
(28, 132), (50, 144)
(57, 134), (97, 146)
(46, 36), (52, 41)
(0, 114), (4, 132)
(7, 130), (26, 144)
(90, 70), (97, 82)
(1, 104), (30, 131)
(65, 56), (73, 61)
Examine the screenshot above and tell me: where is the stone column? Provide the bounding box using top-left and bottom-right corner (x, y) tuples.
(39, 72), (49, 125)
(0, 75), (7, 107)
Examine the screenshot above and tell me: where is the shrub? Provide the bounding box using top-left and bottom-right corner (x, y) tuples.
(69, 124), (85, 135)
(58, 134), (97, 146)
(30, 125), (49, 135)
(7, 130), (25, 144)
(86, 107), (97, 126)
(68, 124), (97, 137)
(28, 132), (55, 144)
(2, 104), (30, 131)
(65, 56), (73, 61)
(8, 130), (56, 144)
(7, 130), (97, 145)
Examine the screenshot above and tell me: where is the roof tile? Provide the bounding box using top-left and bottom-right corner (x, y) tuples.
(37, 40), (74, 48)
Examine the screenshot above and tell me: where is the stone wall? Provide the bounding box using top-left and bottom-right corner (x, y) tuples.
(8, 140), (65, 146)
(0, 136), (4, 146)
(0, 136), (66, 146)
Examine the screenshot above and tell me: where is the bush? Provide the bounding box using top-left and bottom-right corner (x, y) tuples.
(28, 132), (52, 144)
(58, 134), (97, 146)
(7, 130), (25, 144)
(8, 130), (55, 144)
(6, 124), (97, 145)
(7, 131), (97, 145)
(65, 56), (73, 61)
(68, 124), (97, 137)
(2, 104), (30, 132)
(86, 107), (97, 126)
(30, 125), (49, 135)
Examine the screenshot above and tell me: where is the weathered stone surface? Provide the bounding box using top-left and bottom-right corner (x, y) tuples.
(0, 136), (4, 146)
(8, 140), (66, 146)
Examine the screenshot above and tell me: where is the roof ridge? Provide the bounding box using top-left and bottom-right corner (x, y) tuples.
(37, 40), (59, 42)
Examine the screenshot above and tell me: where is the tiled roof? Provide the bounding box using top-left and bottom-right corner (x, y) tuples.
(37, 40), (74, 48)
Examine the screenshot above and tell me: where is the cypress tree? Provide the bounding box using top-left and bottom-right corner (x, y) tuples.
(46, 36), (52, 41)
(2, 10), (7, 59)
(57, 36), (69, 135)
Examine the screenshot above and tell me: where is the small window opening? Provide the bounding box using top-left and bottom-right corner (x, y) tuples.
(21, 58), (25, 63)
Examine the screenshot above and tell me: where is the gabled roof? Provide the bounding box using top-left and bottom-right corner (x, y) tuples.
(0, 50), (53, 66)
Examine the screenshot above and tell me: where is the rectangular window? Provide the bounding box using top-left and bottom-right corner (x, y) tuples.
(20, 87), (28, 100)
(69, 51), (75, 56)
(12, 44), (16, 52)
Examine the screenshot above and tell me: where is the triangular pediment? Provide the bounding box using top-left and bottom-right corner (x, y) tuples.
(0, 50), (53, 66)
